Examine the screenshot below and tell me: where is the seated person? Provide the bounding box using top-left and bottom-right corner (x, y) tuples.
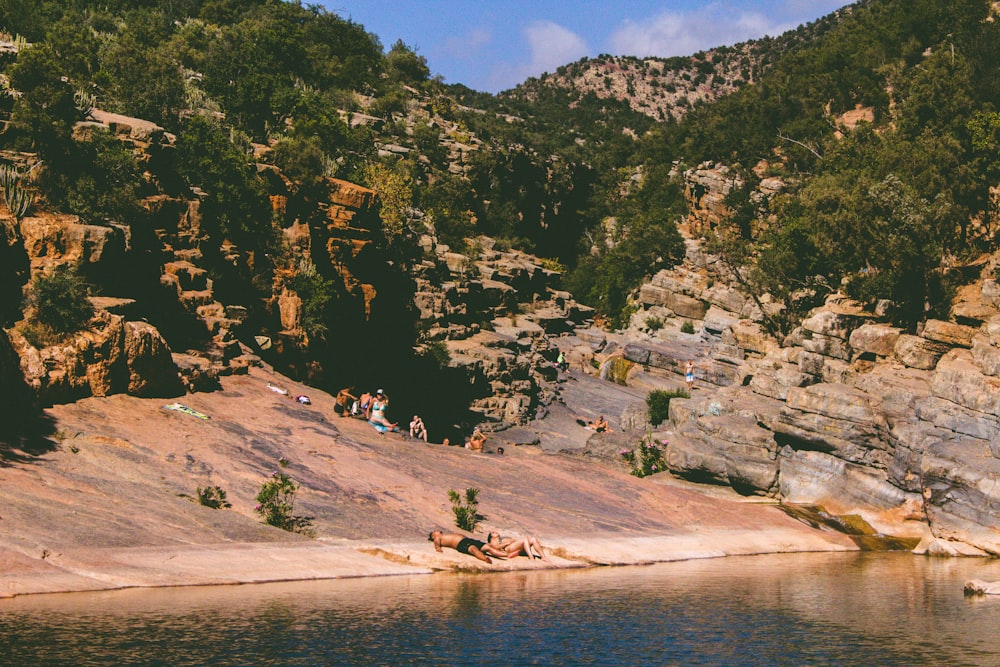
(486, 531), (551, 562)
(409, 415), (428, 442)
(334, 386), (356, 417)
(355, 391), (373, 417)
(466, 427), (487, 451)
(368, 390), (397, 430)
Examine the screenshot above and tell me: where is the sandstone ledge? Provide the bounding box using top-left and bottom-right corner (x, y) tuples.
(0, 526), (854, 599)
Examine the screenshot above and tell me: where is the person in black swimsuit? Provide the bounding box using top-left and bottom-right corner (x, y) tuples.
(428, 530), (506, 563)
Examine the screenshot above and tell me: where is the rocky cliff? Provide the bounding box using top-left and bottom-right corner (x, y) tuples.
(605, 163), (1000, 557)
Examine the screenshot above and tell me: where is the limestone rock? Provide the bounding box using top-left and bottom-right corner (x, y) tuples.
(921, 319), (976, 348)
(894, 334), (948, 370)
(849, 323), (902, 358)
(124, 321), (183, 397)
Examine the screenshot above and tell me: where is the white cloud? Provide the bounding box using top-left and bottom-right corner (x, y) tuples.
(487, 20), (588, 91)
(607, 4), (800, 58)
(439, 26), (493, 61)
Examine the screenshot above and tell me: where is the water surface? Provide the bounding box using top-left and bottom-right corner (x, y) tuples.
(2, 552), (1000, 666)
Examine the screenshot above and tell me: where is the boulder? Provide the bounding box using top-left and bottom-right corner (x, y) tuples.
(921, 319), (976, 348)
(894, 334), (949, 370)
(849, 323), (902, 358)
(124, 321), (183, 397)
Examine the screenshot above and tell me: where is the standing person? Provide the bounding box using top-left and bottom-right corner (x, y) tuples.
(334, 386), (356, 418)
(685, 360), (695, 392)
(409, 415), (428, 442)
(556, 350), (567, 371)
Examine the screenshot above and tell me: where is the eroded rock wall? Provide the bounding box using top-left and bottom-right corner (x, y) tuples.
(617, 164), (1000, 555)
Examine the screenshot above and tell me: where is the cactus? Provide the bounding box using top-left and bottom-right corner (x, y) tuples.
(73, 88), (97, 118)
(1, 164), (34, 221)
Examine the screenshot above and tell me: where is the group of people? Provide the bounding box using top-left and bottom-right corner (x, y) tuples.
(335, 385), (436, 443)
(428, 529), (550, 564)
(335, 386), (402, 432)
(336, 384), (500, 451)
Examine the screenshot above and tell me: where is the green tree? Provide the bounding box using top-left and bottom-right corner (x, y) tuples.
(26, 264), (94, 335)
(174, 114), (271, 249)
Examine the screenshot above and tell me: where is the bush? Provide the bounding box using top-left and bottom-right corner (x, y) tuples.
(448, 487), (482, 532)
(620, 434), (668, 478)
(680, 320), (696, 334)
(196, 485), (231, 509)
(646, 388), (689, 426)
(645, 315), (664, 331)
(26, 265), (94, 335)
(255, 469), (314, 535)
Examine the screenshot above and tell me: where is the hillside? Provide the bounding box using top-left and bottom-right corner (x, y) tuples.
(503, 3), (858, 122)
(4, 0), (1000, 594)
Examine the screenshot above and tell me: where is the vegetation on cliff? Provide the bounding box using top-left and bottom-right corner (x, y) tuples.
(2, 0), (1000, 390)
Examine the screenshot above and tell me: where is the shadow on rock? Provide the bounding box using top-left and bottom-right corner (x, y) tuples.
(0, 411), (59, 465)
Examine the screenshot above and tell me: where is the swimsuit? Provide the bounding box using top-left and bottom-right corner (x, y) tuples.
(456, 537), (485, 555)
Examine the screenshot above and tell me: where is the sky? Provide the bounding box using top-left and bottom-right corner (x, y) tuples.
(321, 1), (851, 93)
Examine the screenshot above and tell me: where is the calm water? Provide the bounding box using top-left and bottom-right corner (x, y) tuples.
(2, 552), (1000, 666)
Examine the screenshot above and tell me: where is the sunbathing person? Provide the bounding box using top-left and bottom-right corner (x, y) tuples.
(466, 427), (487, 451)
(368, 389), (398, 430)
(585, 415), (610, 432)
(355, 391), (372, 417)
(428, 530), (506, 563)
(486, 530), (551, 562)
(409, 415), (428, 442)
(334, 386), (356, 418)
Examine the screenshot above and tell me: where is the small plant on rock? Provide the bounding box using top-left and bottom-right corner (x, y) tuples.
(255, 469), (314, 535)
(645, 315), (664, 331)
(680, 320), (696, 334)
(448, 487), (482, 532)
(196, 485), (231, 509)
(621, 434), (668, 478)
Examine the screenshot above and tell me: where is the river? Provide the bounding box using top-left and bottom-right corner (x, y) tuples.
(2, 552), (999, 666)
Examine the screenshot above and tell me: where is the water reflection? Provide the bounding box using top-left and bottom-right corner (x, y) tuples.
(2, 553), (1000, 666)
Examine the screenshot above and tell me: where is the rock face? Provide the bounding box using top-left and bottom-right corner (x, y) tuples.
(9, 310), (183, 404)
(613, 165), (1000, 555)
(412, 236), (594, 427)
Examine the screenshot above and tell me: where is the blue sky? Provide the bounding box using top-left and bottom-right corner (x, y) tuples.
(321, 1), (851, 93)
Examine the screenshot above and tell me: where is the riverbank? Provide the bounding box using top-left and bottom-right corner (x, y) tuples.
(1, 365), (858, 599)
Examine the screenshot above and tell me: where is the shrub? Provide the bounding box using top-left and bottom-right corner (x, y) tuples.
(26, 265), (94, 335)
(680, 320), (696, 334)
(620, 434), (668, 478)
(448, 487), (482, 532)
(646, 388), (689, 427)
(197, 485), (231, 509)
(287, 260), (333, 341)
(645, 315), (664, 331)
(255, 469), (314, 535)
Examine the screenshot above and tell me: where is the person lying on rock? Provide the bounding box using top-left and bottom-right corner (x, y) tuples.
(486, 530), (551, 562)
(428, 529), (506, 563)
(582, 415), (610, 432)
